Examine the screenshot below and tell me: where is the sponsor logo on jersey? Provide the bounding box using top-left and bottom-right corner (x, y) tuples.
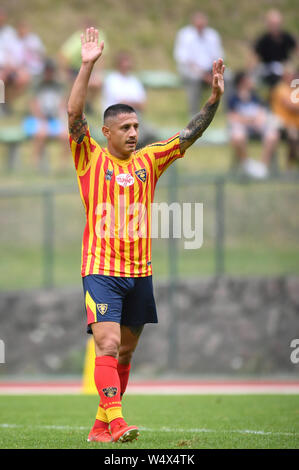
(97, 303), (108, 315)
(135, 168), (147, 183)
(102, 386), (118, 398)
(116, 173), (134, 187)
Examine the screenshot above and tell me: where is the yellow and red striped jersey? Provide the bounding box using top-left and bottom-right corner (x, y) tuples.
(69, 128), (185, 277)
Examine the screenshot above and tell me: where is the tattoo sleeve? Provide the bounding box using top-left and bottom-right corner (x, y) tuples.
(68, 114), (88, 143)
(179, 99), (220, 153)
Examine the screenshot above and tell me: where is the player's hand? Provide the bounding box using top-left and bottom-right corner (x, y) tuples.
(81, 27), (104, 64)
(211, 58), (225, 101)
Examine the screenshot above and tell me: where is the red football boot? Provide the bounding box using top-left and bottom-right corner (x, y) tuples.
(87, 423), (112, 443)
(110, 421), (139, 443)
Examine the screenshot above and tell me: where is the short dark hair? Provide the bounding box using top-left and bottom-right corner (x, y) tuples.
(103, 103), (136, 123)
(233, 71), (247, 88)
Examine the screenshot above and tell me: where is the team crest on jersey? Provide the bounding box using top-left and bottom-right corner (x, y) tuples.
(105, 169), (113, 181)
(116, 173), (134, 187)
(97, 303), (108, 315)
(135, 168), (147, 183)
(102, 386), (118, 398)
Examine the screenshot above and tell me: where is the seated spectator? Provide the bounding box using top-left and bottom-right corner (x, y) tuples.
(15, 21), (45, 80)
(252, 9), (297, 88)
(0, 8), (30, 113)
(227, 71), (279, 178)
(102, 51), (157, 147)
(23, 59), (68, 172)
(174, 11), (224, 117)
(272, 68), (299, 167)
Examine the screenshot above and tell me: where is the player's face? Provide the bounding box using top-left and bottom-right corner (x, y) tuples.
(104, 113), (139, 158)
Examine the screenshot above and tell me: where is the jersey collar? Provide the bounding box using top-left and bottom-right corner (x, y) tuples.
(103, 148), (135, 167)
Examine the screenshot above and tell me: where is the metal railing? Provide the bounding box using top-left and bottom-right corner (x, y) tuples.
(0, 171), (299, 290)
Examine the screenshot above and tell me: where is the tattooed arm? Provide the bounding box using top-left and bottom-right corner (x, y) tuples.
(67, 27), (104, 142)
(179, 58), (225, 153)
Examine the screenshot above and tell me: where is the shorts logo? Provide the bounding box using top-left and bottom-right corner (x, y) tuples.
(97, 303), (108, 315)
(116, 173), (134, 187)
(135, 168), (147, 183)
(102, 386), (118, 398)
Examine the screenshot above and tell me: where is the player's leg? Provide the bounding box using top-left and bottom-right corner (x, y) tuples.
(92, 321), (139, 443)
(84, 275), (139, 443)
(118, 325), (144, 398)
(119, 276), (158, 399)
(88, 321), (120, 442)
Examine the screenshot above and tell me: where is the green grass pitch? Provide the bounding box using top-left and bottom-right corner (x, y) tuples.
(0, 394), (298, 449)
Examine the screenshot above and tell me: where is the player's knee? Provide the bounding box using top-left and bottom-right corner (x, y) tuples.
(94, 336), (120, 358)
(118, 344), (136, 364)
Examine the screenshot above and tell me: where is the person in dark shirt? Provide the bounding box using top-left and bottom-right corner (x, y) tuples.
(23, 59), (68, 171)
(253, 9), (297, 87)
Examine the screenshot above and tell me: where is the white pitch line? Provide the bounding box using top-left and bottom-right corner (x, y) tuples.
(0, 423), (297, 438)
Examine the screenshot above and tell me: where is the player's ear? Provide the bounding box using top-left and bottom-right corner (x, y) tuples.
(102, 125), (110, 139)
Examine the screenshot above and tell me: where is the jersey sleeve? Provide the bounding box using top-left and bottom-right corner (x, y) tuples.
(147, 133), (185, 179)
(69, 127), (97, 174)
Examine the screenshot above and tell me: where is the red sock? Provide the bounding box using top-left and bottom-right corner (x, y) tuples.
(117, 363), (131, 398)
(94, 355), (124, 423)
(93, 403), (109, 431)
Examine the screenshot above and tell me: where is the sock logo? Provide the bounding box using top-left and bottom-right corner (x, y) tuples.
(102, 386), (118, 398)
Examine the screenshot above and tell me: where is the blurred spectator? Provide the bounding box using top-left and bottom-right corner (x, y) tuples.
(102, 51), (157, 147)
(60, 18), (107, 78)
(174, 11), (224, 116)
(15, 21), (45, 80)
(272, 68), (299, 167)
(23, 59), (68, 172)
(59, 18), (106, 114)
(227, 71), (279, 178)
(252, 9), (298, 88)
(0, 8), (30, 112)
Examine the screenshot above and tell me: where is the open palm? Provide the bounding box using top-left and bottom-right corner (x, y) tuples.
(81, 27), (104, 64)
(212, 58), (225, 99)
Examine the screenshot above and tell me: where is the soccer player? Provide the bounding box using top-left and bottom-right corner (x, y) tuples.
(67, 27), (225, 443)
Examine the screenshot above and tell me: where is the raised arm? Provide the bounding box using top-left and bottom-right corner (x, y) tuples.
(67, 27), (104, 143)
(179, 58), (225, 153)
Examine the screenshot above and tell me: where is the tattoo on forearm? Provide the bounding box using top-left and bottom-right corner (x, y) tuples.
(127, 325), (144, 338)
(69, 115), (87, 143)
(179, 100), (219, 151)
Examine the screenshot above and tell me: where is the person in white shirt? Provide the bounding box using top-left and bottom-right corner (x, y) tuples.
(174, 11), (224, 116)
(102, 51), (156, 147)
(0, 9), (30, 112)
(102, 51), (146, 113)
(15, 21), (45, 79)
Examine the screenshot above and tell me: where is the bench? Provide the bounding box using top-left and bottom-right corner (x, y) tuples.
(138, 70), (182, 89)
